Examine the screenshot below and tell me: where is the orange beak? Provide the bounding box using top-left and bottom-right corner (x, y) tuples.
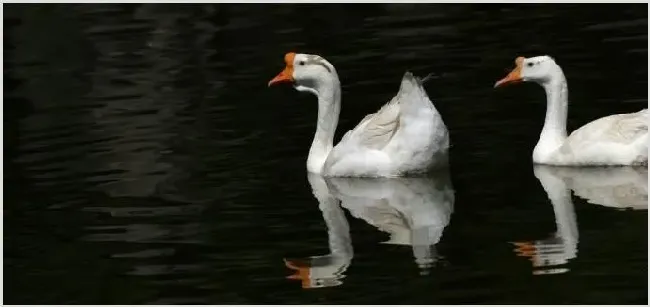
(494, 56), (525, 88)
(268, 52), (296, 87)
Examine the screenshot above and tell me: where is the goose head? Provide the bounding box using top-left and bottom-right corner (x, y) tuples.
(494, 55), (563, 88)
(268, 52), (338, 96)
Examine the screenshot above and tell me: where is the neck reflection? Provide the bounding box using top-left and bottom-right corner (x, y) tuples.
(513, 165), (647, 275)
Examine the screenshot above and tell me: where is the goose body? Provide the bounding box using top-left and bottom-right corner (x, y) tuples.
(269, 52), (448, 177)
(555, 109), (648, 165)
(495, 56), (648, 166)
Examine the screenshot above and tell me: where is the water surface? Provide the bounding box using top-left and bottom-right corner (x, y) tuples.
(4, 3), (648, 304)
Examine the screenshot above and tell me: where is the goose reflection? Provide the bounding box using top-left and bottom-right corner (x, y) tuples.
(548, 166), (647, 210)
(328, 171), (455, 272)
(513, 165), (648, 275)
(285, 170), (454, 289)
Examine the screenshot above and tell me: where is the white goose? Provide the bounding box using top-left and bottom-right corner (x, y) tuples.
(269, 52), (449, 177)
(495, 56), (648, 166)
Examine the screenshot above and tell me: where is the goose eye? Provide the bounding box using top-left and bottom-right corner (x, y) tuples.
(299, 61), (305, 66)
(527, 62), (534, 67)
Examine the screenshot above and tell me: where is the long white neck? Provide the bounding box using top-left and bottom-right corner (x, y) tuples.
(307, 75), (341, 174)
(533, 68), (569, 163)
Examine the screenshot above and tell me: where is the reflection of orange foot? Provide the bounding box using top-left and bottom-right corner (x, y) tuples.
(512, 241), (537, 259)
(284, 258), (312, 289)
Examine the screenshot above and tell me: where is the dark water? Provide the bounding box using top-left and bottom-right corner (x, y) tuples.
(4, 3), (648, 304)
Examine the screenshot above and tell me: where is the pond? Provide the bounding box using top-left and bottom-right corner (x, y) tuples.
(4, 3), (648, 304)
